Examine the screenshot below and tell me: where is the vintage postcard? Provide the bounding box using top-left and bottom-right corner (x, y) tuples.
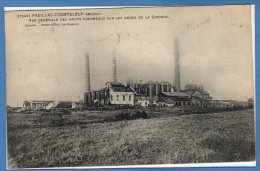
(5, 5), (255, 169)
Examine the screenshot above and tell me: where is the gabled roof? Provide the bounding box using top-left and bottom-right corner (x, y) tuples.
(157, 97), (168, 103)
(136, 96), (150, 101)
(112, 86), (134, 92)
(136, 96), (158, 102)
(157, 96), (190, 103)
(161, 92), (189, 97)
(108, 82), (134, 93)
(182, 89), (211, 97)
(93, 87), (107, 91)
(191, 96), (204, 101)
(165, 98), (178, 104)
(106, 82), (124, 86)
(181, 90), (195, 95)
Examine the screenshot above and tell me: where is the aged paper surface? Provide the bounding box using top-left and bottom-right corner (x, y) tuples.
(5, 5), (255, 169)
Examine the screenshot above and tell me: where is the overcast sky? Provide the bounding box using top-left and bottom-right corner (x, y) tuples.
(5, 5), (254, 106)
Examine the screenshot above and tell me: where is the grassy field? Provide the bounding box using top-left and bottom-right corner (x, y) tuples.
(7, 109), (255, 168)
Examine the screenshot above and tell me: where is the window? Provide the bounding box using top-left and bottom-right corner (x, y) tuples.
(117, 95), (119, 101)
(129, 95), (131, 101)
(123, 95), (125, 101)
(110, 95), (113, 101)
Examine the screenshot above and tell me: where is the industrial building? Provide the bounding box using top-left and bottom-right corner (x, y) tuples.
(84, 82), (135, 106)
(23, 100), (55, 110)
(23, 100), (82, 110)
(136, 96), (152, 108)
(181, 89), (212, 106)
(127, 81), (172, 97)
(157, 92), (192, 107)
(84, 38), (212, 108)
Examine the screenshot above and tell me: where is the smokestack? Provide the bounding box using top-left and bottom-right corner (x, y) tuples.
(174, 37), (181, 92)
(155, 82), (159, 95)
(112, 57), (117, 83)
(148, 82), (153, 97)
(85, 53), (91, 93)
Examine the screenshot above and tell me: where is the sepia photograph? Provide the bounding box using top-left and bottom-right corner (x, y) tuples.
(5, 5), (255, 169)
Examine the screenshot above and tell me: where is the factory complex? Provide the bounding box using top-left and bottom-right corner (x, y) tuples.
(20, 38), (220, 110)
(20, 37), (253, 111)
(84, 38), (213, 108)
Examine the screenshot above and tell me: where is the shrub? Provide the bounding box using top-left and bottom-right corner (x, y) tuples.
(113, 110), (148, 121)
(183, 105), (250, 115)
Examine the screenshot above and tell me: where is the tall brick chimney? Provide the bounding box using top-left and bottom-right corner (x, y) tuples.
(112, 57), (117, 83)
(85, 53), (91, 92)
(84, 53), (92, 106)
(174, 37), (181, 92)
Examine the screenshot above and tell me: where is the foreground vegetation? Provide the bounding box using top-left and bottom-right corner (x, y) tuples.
(7, 109), (255, 168)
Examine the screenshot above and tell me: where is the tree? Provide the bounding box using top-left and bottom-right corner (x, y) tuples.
(248, 98), (254, 108)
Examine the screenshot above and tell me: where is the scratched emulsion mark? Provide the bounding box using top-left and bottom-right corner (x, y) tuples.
(186, 17), (211, 30)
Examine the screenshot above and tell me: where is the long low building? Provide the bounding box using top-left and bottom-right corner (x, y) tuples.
(157, 92), (192, 107)
(23, 100), (82, 110)
(23, 100), (55, 110)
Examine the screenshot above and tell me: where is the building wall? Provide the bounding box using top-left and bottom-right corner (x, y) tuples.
(92, 89), (110, 106)
(137, 100), (150, 108)
(23, 101), (30, 109)
(84, 92), (92, 106)
(72, 103), (77, 109)
(23, 101), (55, 110)
(176, 101), (192, 107)
(131, 82), (171, 97)
(46, 102), (55, 109)
(191, 98), (202, 106)
(31, 102), (46, 109)
(110, 90), (134, 105)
